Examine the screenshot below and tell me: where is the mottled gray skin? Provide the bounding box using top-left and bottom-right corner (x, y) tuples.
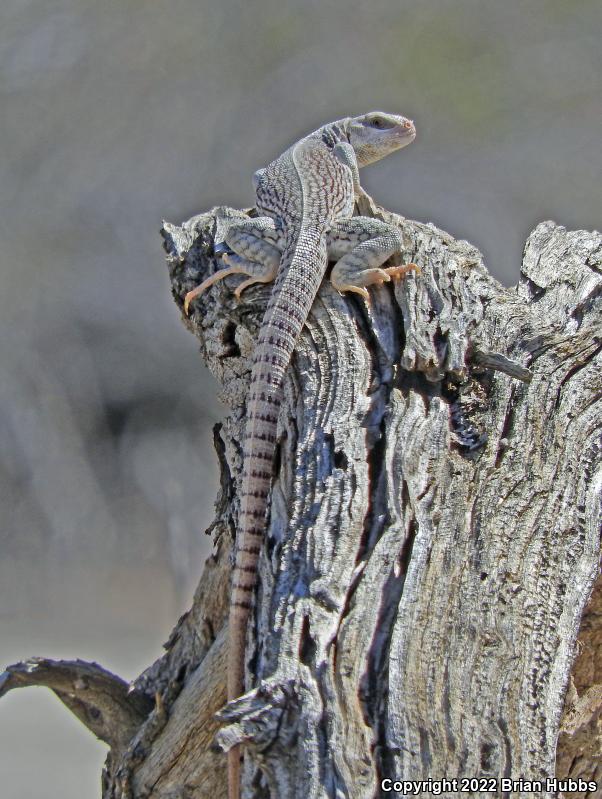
(185, 112), (417, 799)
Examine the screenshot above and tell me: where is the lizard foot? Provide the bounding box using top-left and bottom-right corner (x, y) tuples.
(184, 266), (242, 314)
(383, 262), (421, 280)
(184, 253), (279, 313)
(335, 284), (370, 300)
(332, 262), (419, 301)
(222, 253), (279, 300)
(233, 277), (269, 300)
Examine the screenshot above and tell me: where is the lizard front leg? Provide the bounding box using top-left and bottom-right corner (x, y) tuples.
(332, 141), (375, 214)
(184, 217), (282, 312)
(332, 142), (361, 198)
(328, 217), (419, 299)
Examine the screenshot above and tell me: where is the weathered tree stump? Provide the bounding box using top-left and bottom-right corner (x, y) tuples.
(2, 200), (600, 799)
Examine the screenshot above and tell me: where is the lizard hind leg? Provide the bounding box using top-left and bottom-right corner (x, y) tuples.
(184, 219), (282, 313)
(184, 255), (279, 313)
(184, 262), (247, 314)
(328, 217), (420, 300)
(223, 253), (279, 300)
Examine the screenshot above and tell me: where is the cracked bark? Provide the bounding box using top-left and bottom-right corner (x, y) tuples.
(2, 203), (600, 799)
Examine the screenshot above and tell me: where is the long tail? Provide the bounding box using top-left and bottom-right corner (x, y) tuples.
(227, 227), (327, 798)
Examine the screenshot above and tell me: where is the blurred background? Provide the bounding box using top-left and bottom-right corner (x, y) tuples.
(0, 0), (600, 795)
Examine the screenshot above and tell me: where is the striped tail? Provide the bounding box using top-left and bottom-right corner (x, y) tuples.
(227, 226), (327, 798)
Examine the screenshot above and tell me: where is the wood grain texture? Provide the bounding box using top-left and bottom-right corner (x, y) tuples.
(161, 209), (601, 798)
(3, 207), (598, 799)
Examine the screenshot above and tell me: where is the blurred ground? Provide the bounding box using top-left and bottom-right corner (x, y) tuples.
(0, 0), (600, 795)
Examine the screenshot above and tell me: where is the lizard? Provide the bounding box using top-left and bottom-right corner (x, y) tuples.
(184, 112), (418, 799)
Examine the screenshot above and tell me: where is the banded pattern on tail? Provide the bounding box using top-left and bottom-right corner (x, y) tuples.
(227, 227), (328, 701)
(226, 229), (328, 799)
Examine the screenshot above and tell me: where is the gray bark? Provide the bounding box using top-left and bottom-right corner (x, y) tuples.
(2, 202), (600, 799)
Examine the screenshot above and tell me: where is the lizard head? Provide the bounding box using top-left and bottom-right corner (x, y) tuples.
(346, 112), (415, 167)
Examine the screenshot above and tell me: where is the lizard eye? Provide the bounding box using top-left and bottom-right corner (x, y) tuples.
(371, 118), (384, 129)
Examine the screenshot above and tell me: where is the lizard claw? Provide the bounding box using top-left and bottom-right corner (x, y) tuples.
(340, 285), (371, 300)
(183, 285), (203, 315)
(385, 263), (421, 279)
